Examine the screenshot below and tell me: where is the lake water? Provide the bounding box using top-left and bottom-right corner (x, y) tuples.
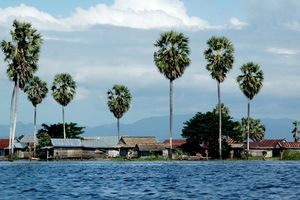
(0, 161), (300, 199)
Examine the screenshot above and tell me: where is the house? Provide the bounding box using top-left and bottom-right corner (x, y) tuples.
(248, 139), (285, 157)
(19, 135), (35, 149)
(162, 139), (186, 150)
(82, 136), (119, 158)
(114, 136), (164, 158)
(46, 139), (83, 159)
(226, 139), (244, 158)
(0, 139), (9, 159)
(134, 143), (165, 157)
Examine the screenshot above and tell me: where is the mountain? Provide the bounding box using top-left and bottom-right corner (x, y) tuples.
(0, 122), (41, 139)
(0, 115), (294, 142)
(84, 114), (194, 142)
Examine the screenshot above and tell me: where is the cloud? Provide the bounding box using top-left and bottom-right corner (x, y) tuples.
(0, 1), (246, 31)
(227, 17), (247, 29)
(266, 47), (300, 56)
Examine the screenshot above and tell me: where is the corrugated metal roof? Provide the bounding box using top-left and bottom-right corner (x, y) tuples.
(14, 142), (26, 149)
(248, 139), (285, 149)
(51, 139), (82, 147)
(0, 139), (9, 149)
(82, 136), (119, 148)
(278, 142), (300, 148)
(20, 135), (35, 143)
(162, 139), (186, 149)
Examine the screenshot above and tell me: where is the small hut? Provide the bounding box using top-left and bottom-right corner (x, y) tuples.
(135, 143), (165, 157)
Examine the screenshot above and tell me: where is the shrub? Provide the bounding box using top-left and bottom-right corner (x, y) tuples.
(282, 150), (300, 160)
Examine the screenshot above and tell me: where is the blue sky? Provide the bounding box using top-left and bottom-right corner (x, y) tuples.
(0, 0), (300, 128)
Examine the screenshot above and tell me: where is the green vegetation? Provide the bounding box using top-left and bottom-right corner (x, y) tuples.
(51, 73), (76, 139)
(24, 76), (48, 156)
(154, 31), (190, 154)
(1, 20), (42, 160)
(107, 85), (132, 141)
(282, 150), (300, 160)
(237, 62), (264, 153)
(204, 36), (235, 159)
(240, 117), (266, 142)
(38, 123), (85, 139)
(181, 107), (242, 159)
(292, 121), (300, 142)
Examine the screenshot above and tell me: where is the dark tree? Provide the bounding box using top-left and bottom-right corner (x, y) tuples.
(181, 111), (242, 158)
(38, 123), (85, 139)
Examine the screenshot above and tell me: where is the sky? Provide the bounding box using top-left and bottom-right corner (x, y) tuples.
(0, 0), (300, 128)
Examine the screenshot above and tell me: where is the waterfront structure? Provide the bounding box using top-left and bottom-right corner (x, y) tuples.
(114, 136), (165, 158)
(248, 139), (285, 157)
(82, 136), (119, 158)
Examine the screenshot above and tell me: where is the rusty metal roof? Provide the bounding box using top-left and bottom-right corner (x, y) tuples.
(162, 139), (186, 149)
(0, 139), (9, 149)
(248, 139), (285, 149)
(278, 142), (300, 148)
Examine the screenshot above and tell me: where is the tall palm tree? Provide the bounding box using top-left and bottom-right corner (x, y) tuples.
(51, 73), (76, 139)
(107, 84), (132, 141)
(237, 62), (264, 153)
(154, 31), (190, 157)
(204, 36), (234, 159)
(1, 20), (42, 159)
(24, 76), (48, 156)
(292, 121), (299, 142)
(240, 117), (266, 142)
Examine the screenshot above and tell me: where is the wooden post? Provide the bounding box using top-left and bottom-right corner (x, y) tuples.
(280, 150), (283, 160)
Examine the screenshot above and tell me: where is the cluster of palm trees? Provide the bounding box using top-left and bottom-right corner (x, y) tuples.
(1, 20), (77, 159)
(154, 31), (264, 159)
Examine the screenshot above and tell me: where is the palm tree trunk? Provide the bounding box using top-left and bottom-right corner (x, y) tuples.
(247, 98), (250, 153)
(117, 118), (120, 141)
(169, 80), (173, 159)
(9, 86), (16, 159)
(34, 105), (37, 157)
(11, 75), (20, 160)
(217, 81), (222, 160)
(62, 106), (66, 139)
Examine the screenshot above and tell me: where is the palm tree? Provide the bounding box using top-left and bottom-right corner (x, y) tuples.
(237, 62), (264, 153)
(107, 85), (132, 141)
(51, 73), (76, 139)
(204, 36), (234, 159)
(292, 121), (299, 142)
(240, 117), (265, 142)
(154, 31), (190, 157)
(24, 76), (48, 156)
(1, 20), (42, 159)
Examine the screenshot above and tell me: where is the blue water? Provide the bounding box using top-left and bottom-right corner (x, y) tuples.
(0, 161), (300, 199)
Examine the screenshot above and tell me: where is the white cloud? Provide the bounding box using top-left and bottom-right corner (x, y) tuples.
(227, 17), (248, 29)
(0, 1), (246, 31)
(266, 47), (300, 55)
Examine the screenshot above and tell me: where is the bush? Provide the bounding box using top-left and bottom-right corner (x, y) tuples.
(282, 150), (300, 160)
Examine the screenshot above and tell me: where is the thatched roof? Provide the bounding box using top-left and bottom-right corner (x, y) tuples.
(135, 143), (165, 151)
(114, 136), (158, 148)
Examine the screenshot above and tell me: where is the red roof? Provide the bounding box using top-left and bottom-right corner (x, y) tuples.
(225, 139), (235, 145)
(278, 142), (300, 148)
(0, 139), (9, 149)
(162, 139), (186, 149)
(248, 139), (285, 149)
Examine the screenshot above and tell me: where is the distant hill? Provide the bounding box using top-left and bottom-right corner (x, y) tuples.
(0, 115), (294, 142)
